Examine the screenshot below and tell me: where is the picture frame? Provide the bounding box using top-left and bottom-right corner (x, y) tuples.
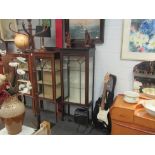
(0, 19), (18, 41)
(121, 19), (155, 61)
(64, 19), (104, 46)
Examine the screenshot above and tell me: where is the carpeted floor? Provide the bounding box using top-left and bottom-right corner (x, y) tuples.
(0, 107), (107, 135)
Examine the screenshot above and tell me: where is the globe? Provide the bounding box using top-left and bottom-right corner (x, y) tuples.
(14, 33), (29, 50)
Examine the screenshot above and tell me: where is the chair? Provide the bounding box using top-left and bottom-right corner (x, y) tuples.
(33, 121), (51, 135)
(93, 74), (117, 134)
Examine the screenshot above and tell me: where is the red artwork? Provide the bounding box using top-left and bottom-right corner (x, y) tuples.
(55, 19), (63, 48)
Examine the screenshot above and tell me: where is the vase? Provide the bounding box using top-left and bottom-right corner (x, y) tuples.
(0, 95), (25, 135)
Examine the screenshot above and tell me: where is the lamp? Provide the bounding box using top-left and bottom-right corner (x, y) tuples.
(35, 26), (51, 51)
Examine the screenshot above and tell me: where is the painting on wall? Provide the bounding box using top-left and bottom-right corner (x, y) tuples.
(121, 19), (155, 61)
(65, 19), (104, 45)
(0, 19), (17, 41)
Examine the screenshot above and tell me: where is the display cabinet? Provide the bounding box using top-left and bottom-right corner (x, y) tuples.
(1, 53), (35, 112)
(33, 51), (61, 122)
(133, 61), (155, 89)
(60, 48), (95, 116)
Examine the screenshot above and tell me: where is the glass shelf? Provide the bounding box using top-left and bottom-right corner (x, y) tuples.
(63, 68), (85, 72)
(36, 68), (60, 72)
(37, 80), (61, 86)
(39, 94), (53, 99)
(38, 85), (61, 99)
(21, 68), (28, 71)
(17, 79), (29, 83)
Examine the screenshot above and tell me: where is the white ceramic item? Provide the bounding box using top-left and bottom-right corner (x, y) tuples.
(142, 100), (155, 117)
(9, 62), (19, 67)
(16, 57), (26, 63)
(142, 88), (155, 99)
(17, 69), (26, 75)
(124, 91), (139, 103)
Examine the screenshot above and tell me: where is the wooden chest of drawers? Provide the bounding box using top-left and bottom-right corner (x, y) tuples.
(110, 95), (155, 135)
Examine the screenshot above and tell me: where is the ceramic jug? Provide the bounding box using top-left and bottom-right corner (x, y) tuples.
(0, 95), (25, 134)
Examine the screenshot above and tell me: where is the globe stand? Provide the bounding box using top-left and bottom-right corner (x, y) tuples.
(38, 37), (47, 52)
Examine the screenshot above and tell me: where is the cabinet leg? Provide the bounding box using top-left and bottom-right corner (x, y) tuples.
(36, 113), (41, 130)
(91, 102), (94, 122)
(23, 95), (26, 106)
(40, 100), (44, 110)
(55, 103), (58, 123)
(88, 108), (90, 124)
(68, 104), (70, 116)
(61, 103), (65, 121)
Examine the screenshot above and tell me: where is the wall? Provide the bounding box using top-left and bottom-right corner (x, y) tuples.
(62, 19), (141, 114)
(26, 19), (142, 114)
(10, 19), (142, 114)
(94, 19), (140, 103)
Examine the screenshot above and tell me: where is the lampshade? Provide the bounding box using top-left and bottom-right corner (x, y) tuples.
(35, 26), (51, 37)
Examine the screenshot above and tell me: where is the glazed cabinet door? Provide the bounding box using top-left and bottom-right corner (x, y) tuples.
(63, 55), (86, 105)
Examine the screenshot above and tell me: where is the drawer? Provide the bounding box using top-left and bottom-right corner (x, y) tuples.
(111, 120), (155, 135)
(110, 107), (134, 123)
(134, 108), (155, 130)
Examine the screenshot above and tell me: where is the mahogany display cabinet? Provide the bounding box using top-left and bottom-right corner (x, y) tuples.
(60, 48), (95, 118)
(0, 56), (3, 74)
(33, 50), (61, 123)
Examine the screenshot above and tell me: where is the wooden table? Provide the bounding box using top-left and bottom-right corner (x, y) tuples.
(0, 125), (35, 135)
(110, 95), (155, 135)
(0, 121), (50, 135)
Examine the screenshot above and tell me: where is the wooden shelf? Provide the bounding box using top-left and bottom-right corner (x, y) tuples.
(19, 92), (31, 95)
(65, 97), (85, 105)
(22, 68), (28, 71)
(36, 67), (51, 71)
(37, 80), (61, 85)
(39, 93), (53, 99)
(36, 67), (60, 72)
(134, 73), (155, 79)
(17, 79), (29, 83)
(38, 93), (61, 100)
(69, 86), (85, 89)
(37, 80), (52, 85)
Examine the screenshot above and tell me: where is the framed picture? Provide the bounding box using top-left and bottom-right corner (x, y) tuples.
(42, 19), (51, 27)
(64, 19), (104, 46)
(0, 19), (17, 41)
(121, 19), (155, 61)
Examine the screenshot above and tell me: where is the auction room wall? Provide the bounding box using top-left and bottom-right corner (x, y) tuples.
(94, 19), (140, 104)
(24, 19), (142, 113)
(30, 19), (141, 113)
